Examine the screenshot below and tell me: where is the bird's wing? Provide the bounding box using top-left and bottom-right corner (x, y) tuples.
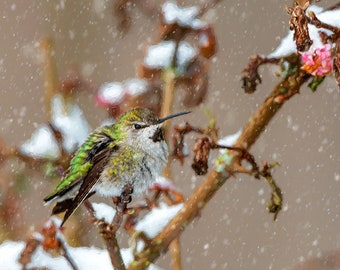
(59, 144), (113, 226)
(43, 130), (116, 226)
(44, 133), (113, 203)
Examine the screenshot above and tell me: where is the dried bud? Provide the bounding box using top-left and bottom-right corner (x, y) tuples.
(41, 222), (60, 250)
(192, 137), (211, 175)
(19, 238), (41, 266)
(198, 26), (217, 59)
(241, 55), (262, 93)
(286, 3), (312, 52)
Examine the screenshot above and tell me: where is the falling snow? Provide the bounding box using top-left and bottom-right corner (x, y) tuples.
(0, 1), (339, 269)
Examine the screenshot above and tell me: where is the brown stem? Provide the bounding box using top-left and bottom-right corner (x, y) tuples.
(234, 69), (309, 150)
(127, 69), (310, 269)
(40, 38), (60, 121)
(59, 235), (78, 270)
(102, 231), (126, 270)
(161, 68), (176, 179)
(19, 238), (41, 270)
(169, 237), (182, 270)
(160, 69), (176, 132)
(84, 187), (133, 270)
(308, 11), (340, 37)
(85, 201), (126, 270)
(159, 68), (183, 269)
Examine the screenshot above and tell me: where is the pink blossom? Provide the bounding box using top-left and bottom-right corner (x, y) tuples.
(300, 44), (332, 77)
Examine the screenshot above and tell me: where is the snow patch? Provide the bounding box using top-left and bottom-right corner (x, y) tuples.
(97, 79), (149, 106)
(135, 202), (183, 238)
(51, 94), (91, 153)
(92, 202), (116, 224)
(144, 41), (197, 74)
(218, 129), (242, 153)
(20, 124), (61, 159)
(162, 2), (207, 29)
(97, 82), (125, 105)
(149, 176), (179, 192)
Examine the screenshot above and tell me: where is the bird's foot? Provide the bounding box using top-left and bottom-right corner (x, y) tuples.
(121, 184), (133, 204)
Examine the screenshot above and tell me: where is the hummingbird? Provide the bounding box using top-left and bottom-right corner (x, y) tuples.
(44, 108), (190, 226)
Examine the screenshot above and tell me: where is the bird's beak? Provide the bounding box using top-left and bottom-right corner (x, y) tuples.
(153, 111), (191, 125)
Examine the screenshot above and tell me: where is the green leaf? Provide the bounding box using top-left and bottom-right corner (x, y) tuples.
(308, 76), (325, 92)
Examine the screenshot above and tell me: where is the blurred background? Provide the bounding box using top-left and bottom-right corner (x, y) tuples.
(0, 0), (339, 269)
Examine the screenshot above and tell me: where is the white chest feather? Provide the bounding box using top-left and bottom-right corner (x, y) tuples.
(95, 134), (168, 197)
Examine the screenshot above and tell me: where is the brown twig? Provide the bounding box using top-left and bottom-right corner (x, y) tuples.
(160, 68), (176, 135)
(158, 50), (185, 270)
(160, 67), (177, 180)
(58, 234), (78, 270)
(39, 38), (60, 121)
(169, 237), (182, 270)
(307, 11), (340, 42)
(260, 161), (283, 220)
(172, 122), (204, 164)
(241, 55), (280, 93)
(19, 238), (41, 270)
(85, 185), (133, 270)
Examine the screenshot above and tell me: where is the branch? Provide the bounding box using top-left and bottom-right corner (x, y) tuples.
(40, 38), (60, 121)
(159, 67), (182, 269)
(241, 55), (280, 93)
(160, 68), (176, 134)
(128, 68), (310, 269)
(85, 185), (133, 270)
(308, 11), (340, 42)
(169, 237), (182, 270)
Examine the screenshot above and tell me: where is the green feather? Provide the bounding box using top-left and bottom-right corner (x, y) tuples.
(44, 125), (121, 201)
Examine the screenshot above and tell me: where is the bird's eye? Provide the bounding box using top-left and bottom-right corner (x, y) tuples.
(134, 124), (142, 130)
